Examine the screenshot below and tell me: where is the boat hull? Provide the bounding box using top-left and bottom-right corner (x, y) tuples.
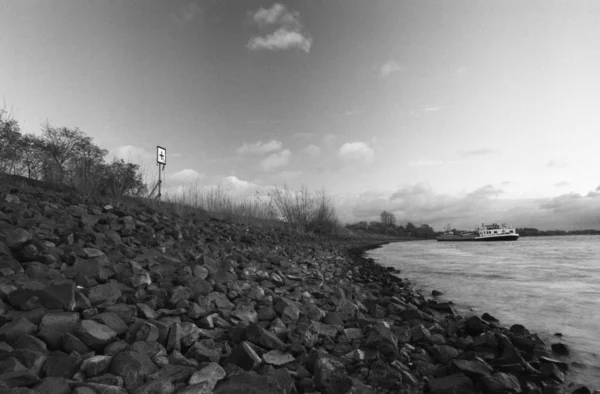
(437, 234), (519, 242)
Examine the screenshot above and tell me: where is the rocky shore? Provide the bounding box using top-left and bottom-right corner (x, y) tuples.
(0, 181), (595, 394)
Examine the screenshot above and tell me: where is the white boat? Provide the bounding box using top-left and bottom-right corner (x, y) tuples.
(437, 223), (519, 242)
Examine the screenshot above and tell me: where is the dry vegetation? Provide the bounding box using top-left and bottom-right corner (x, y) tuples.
(1, 108), (343, 234)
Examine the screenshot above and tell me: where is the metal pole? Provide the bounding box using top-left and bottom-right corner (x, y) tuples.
(157, 164), (162, 201)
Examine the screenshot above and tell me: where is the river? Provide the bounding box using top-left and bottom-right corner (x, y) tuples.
(367, 235), (600, 388)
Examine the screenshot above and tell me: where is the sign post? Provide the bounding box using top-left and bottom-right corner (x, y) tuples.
(149, 146), (167, 201)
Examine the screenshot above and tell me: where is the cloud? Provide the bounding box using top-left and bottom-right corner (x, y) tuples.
(467, 185), (504, 199)
(304, 144), (321, 156)
(423, 106), (442, 112)
(407, 159), (444, 167)
(335, 184), (600, 231)
(338, 142), (375, 164)
(247, 3), (312, 53)
(547, 158), (568, 168)
(173, 3), (203, 24)
(554, 181), (570, 187)
(169, 169), (206, 185)
(248, 29), (312, 52)
(380, 60), (402, 77)
(261, 149), (291, 171)
(460, 148), (495, 157)
(223, 175), (252, 189)
(237, 140), (282, 155)
(111, 145), (153, 161)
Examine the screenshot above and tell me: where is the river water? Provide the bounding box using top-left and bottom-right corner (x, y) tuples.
(367, 236), (600, 388)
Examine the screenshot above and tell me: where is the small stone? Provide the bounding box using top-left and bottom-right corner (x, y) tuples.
(262, 350), (295, 366)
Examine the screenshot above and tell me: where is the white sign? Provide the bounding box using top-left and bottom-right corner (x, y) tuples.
(157, 146), (167, 165)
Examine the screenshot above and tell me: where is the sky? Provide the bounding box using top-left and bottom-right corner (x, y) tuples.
(2, 0), (600, 230)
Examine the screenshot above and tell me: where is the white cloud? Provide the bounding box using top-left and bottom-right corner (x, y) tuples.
(248, 28), (312, 53)
(304, 144), (321, 156)
(251, 3), (301, 29)
(338, 142), (375, 164)
(111, 145), (153, 162)
(247, 3), (312, 53)
(261, 149), (291, 171)
(237, 140), (282, 155)
(169, 169), (206, 185)
(224, 175), (252, 189)
(380, 60), (402, 77)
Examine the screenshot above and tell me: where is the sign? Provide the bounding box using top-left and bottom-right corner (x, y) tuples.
(157, 146), (167, 165)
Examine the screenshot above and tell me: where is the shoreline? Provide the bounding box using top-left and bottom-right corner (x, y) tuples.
(351, 240), (596, 393)
(0, 181), (594, 393)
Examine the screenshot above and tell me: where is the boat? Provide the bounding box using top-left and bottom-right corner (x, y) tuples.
(437, 223), (519, 242)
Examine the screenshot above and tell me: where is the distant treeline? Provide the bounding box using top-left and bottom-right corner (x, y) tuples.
(345, 211), (437, 239)
(516, 228), (600, 236)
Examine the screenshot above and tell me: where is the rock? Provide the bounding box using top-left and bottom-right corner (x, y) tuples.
(81, 355), (113, 378)
(33, 377), (71, 394)
(428, 373), (477, 394)
(366, 322), (398, 361)
(262, 350), (295, 366)
(226, 341), (262, 371)
(43, 351), (80, 378)
(314, 356), (352, 394)
(464, 316), (485, 336)
(551, 343), (569, 355)
(109, 351), (158, 392)
(367, 359), (403, 390)
(5, 229), (32, 249)
(451, 358), (493, 377)
(0, 370), (40, 388)
(481, 312), (499, 322)
(74, 320), (117, 350)
(213, 372), (288, 394)
(188, 362), (226, 389)
(432, 290), (443, 296)
(480, 372), (522, 393)
(130, 378), (175, 394)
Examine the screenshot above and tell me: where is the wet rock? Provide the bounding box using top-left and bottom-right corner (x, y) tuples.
(551, 342), (569, 356)
(464, 316), (485, 336)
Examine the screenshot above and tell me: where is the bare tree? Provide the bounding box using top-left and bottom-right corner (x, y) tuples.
(0, 109), (22, 175)
(380, 210), (397, 227)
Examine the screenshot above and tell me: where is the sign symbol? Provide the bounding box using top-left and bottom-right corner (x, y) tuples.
(157, 146), (167, 165)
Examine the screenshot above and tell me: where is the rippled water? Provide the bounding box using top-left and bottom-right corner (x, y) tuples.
(367, 236), (600, 388)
